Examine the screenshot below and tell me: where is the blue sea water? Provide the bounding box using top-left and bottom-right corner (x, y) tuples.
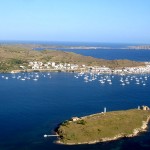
(0, 72), (150, 150)
(1, 43), (150, 150)
(29, 41), (150, 61)
(55, 48), (150, 62)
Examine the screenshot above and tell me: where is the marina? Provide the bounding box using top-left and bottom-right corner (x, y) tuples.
(1, 71), (149, 88)
(74, 72), (149, 87)
(0, 72), (52, 82)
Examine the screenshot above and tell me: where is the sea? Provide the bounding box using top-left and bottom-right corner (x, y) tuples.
(1, 42), (150, 150)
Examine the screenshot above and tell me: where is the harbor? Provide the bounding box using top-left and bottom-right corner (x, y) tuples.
(1, 71), (150, 88)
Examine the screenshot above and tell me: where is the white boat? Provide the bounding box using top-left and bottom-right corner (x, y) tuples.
(89, 79), (92, 82)
(100, 81), (105, 84)
(75, 76), (78, 79)
(21, 78), (25, 81)
(33, 78), (38, 81)
(84, 76), (88, 80)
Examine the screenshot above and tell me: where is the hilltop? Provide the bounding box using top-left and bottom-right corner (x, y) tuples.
(0, 45), (145, 73)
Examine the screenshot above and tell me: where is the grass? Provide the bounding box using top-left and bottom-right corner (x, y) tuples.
(56, 109), (150, 144)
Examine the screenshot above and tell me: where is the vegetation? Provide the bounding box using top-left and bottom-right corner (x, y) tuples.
(61, 120), (70, 126)
(0, 44), (145, 72)
(76, 119), (87, 125)
(56, 109), (150, 144)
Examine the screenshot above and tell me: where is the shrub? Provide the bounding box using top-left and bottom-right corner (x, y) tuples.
(10, 58), (24, 64)
(61, 120), (70, 126)
(77, 119), (86, 125)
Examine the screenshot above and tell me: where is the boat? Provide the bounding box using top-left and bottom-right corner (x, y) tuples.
(21, 78), (25, 81)
(33, 78), (38, 81)
(121, 83), (125, 86)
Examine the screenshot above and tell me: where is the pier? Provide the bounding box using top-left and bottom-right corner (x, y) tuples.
(44, 134), (59, 138)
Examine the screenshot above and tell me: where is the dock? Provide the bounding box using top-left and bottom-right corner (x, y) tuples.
(44, 134), (59, 138)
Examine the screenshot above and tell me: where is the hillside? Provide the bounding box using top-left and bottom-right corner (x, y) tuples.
(0, 45), (145, 72)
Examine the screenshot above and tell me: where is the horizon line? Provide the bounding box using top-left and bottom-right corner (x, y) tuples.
(0, 40), (150, 45)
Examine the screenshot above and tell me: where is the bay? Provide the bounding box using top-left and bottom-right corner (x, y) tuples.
(1, 43), (150, 150)
(55, 48), (150, 62)
(0, 72), (150, 150)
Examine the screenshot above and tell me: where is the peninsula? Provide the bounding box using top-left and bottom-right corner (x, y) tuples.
(0, 45), (146, 73)
(56, 106), (150, 145)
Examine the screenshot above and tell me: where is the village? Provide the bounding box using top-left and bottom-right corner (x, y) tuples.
(22, 61), (150, 75)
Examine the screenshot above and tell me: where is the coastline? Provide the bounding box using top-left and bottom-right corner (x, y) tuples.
(1, 44), (150, 74)
(2, 64), (150, 75)
(3, 61), (150, 75)
(55, 111), (150, 145)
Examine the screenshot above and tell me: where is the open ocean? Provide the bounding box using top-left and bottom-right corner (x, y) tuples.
(1, 44), (150, 150)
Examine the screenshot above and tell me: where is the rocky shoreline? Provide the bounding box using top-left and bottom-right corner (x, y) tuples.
(55, 115), (150, 145)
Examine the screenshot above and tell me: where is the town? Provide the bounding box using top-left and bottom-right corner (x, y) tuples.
(18, 61), (150, 75)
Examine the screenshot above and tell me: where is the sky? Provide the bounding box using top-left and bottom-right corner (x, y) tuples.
(0, 0), (150, 43)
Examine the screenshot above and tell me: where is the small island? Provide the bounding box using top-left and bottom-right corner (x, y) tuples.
(56, 106), (150, 145)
